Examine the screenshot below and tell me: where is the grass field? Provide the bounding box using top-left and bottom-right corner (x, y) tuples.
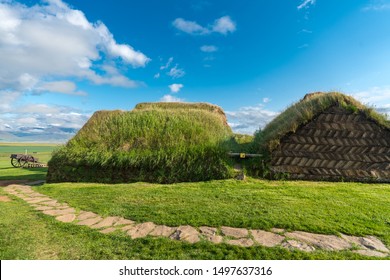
(1, 185), (385, 260)
(0, 186), (367, 260)
(0, 143), (389, 259)
(0, 143), (58, 181)
(36, 180), (390, 247)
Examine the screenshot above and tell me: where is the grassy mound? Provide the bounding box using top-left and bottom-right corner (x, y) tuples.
(47, 103), (235, 183)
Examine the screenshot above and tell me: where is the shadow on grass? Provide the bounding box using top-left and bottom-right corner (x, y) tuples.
(1, 167), (16, 170)
(0, 171), (47, 182)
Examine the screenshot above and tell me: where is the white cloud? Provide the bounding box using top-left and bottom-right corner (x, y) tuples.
(155, 58), (185, 80)
(169, 83), (184, 93)
(0, 3), (21, 38)
(39, 81), (87, 96)
(297, 0), (316, 10)
(83, 71), (138, 87)
(203, 56), (215, 61)
(172, 18), (209, 35)
(18, 73), (39, 91)
(226, 104), (278, 135)
(0, 90), (23, 113)
(167, 65), (185, 79)
(299, 29), (313, 34)
(351, 87), (390, 115)
(161, 84), (185, 103)
(96, 23), (150, 67)
(0, 0), (149, 141)
(172, 16), (236, 35)
(262, 97), (271, 103)
(160, 57), (174, 70)
(352, 87), (390, 103)
(0, 0), (149, 93)
(211, 16), (236, 35)
(362, 3), (390, 11)
(200, 45), (218, 52)
(16, 104), (63, 114)
(0, 100), (91, 141)
(160, 94), (184, 102)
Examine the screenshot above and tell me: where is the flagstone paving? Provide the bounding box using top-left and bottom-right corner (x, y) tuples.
(221, 226), (249, 238)
(127, 222), (156, 239)
(2, 182), (390, 258)
(56, 214), (76, 223)
(199, 226), (223, 244)
(77, 211), (98, 221)
(77, 216), (103, 226)
(170, 225), (200, 244)
(90, 217), (120, 229)
(285, 231), (352, 251)
(150, 225), (177, 237)
(251, 230), (285, 247)
(0, 195), (12, 202)
(282, 239), (316, 252)
(227, 238), (254, 247)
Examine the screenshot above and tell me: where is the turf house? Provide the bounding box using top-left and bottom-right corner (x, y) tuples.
(254, 92), (390, 182)
(47, 102), (235, 183)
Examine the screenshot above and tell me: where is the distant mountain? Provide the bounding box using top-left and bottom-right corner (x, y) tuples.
(0, 131), (20, 142)
(0, 126), (78, 143)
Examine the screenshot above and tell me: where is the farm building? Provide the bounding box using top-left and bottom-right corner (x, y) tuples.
(47, 102), (234, 184)
(254, 92), (390, 182)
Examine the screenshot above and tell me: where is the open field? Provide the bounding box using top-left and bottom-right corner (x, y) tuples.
(0, 143), (389, 259)
(0, 143), (58, 181)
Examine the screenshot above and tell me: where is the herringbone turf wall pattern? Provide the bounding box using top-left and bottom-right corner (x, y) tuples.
(270, 106), (390, 182)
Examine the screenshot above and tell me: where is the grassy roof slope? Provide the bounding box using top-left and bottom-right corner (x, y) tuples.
(47, 103), (234, 183)
(135, 102), (225, 114)
(254, 92), (390, 152)
(134, 102), (229, 126)
(69, 106), (232, 151)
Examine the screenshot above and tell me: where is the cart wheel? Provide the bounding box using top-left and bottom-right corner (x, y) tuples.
(19, 155), (33, 168)
(11, 157), (21, 168)
(19, 158), (27, 167)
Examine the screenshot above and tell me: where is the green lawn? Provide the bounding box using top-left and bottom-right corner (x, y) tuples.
(36, 179), (390, 248)
(0, 187), (376, 260)
(0, 143), (389, 259)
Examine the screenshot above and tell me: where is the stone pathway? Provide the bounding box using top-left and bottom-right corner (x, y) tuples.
(0, 195), (12, 202)
(2, 182), (390, 258)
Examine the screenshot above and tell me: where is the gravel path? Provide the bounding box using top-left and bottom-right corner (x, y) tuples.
(2, 182), (389, 258)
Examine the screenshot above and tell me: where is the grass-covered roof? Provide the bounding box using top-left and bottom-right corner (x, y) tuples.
(69, 103), (232, 151)
(134, 102), (226, 115)
(134, 102), (229, 127)
(47, 102), (234, 183)
(254, 92), (390, 152)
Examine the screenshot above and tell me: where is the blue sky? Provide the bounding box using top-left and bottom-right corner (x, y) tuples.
(1, 0), (390, 141)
